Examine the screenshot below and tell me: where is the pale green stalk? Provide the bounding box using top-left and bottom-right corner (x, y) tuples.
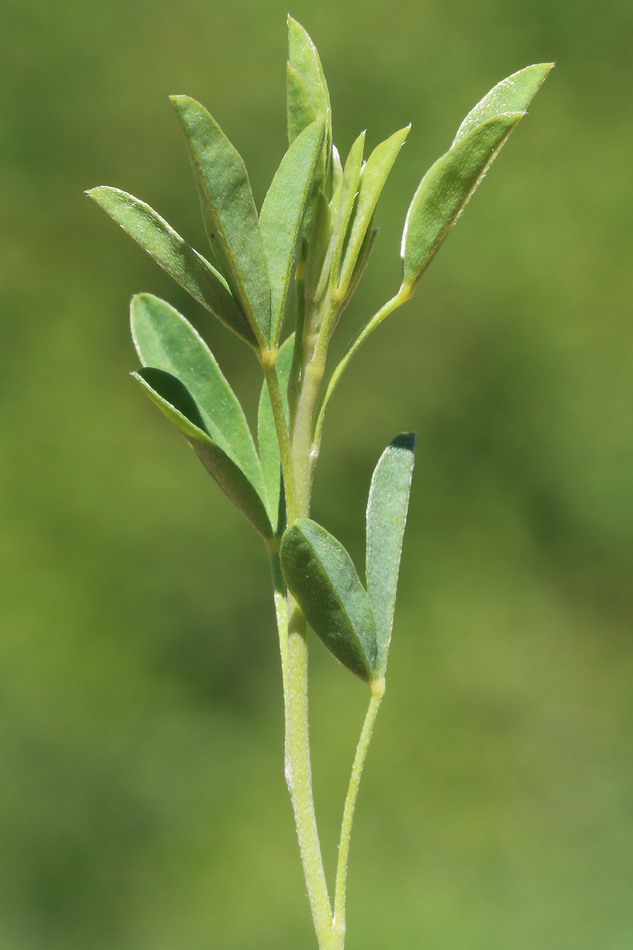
(265, 288), (385, 950)
(332, 683), (384, 948)
(265, 359), (337, 949)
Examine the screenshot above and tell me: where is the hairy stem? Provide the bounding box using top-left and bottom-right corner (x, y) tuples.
(267, 339), (336, 947)
(332, 684), (384, 947)
(284, 605), (336, 949)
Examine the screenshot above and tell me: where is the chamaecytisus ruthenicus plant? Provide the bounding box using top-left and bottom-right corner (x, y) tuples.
(87, 17), (551, 949)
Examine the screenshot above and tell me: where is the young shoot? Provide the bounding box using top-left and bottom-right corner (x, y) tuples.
(88, 18), (551, 949)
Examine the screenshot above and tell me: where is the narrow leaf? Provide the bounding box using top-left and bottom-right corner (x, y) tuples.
(343, 223), (379, 306)
(338, 125), (410, 293)
(260, 122), (325, 343)
(366, 433), (416, 673)
(454, 63), (554, 145)
(281, 519), (378, 682)
(316, 131), (365, 301)
(86, 186), (254, 345)
(402, 62), (552, 289)
(170, 96), (271, 344)
(257, 334), (295, 533)
(130, 294), (263, 493)
(401, 112), (524, 288)
(304, 189), (332, 306)
(287, 17), (331, 143)
(132, 369), (273, 537)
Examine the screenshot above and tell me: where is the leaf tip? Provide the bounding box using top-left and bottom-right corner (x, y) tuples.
(169, 94), (198, 115)
(391, 431), (416, 453)
(85, 185), (109, 201)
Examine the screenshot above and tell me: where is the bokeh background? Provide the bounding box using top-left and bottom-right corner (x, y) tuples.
(2, 0), (632, 947)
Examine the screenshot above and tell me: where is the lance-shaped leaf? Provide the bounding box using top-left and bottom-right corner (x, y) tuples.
(132, 368), (273, 537)
(315, 131), (365, 302)
(131, 294), (264, 495)
(342, 222), (379, 307)
(281, 518), (378, 682)
(331, 132), (365, 275)
(366, 433), (416, 674)
(304, 189), (332, 306)
(453, 63), (553, 144)
(401, 112), (524, 288)
(86, 186), (255, 345)
(260, 121), (325, 343)
(257, 334), (295, 533)
(170, 95), (272, 345)
(402, 62), (552, 289)
(337, 125), (410, 294)
(287, 16), (331, 144)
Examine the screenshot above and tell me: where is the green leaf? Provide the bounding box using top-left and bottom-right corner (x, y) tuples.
(170, 95), (271, 345)
(130, 293), (263, 494)
(332, 132), (366, 271)
(315, 131), (365, 302)
(286, 65), (318, 145)
(454, 63), (554, 144)
(286, 17), (331, 144)
(86, 186), (255, 345)
(132, 368), (273, 537)
(337, 125), (410, 294)
(343, 222), (379, 306)
(257, 334), (295, 533)
(401, 112), (524, 288)
(401, 62), (552, 289)
(304, 188), (333, 306)
(281, 518), (378, 682)
(366, 433), (416, 674)
(260, 122), (325, 344)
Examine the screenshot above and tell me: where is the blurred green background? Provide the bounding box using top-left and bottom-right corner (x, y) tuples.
(2, 0), (632, 947)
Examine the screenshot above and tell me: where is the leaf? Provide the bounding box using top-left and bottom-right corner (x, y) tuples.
(257, 334), (295, 533)
(260, 121), (325, 343)
(304, 188), (332, 306)
(281, 518), (378, 682)
(337, 125), (410, 294)
(286, 65), (318, 145)
(130, 293), (263, 494)
(401, 62), (552, 289)
(401, 113), (524, 288)
(366, 433), (416, 674)
(86, 186), (255, 345)
(453, 63), (553, 145)
(331, 132), (366, 275)
(343, 222), (379, 306)
(286, 17), (331, 144)
(315, 131), (365, 302)
(170, 95), (271, 345)
(132, 368), (273, 537)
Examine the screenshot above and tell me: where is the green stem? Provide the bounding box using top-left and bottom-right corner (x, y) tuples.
(266, 345), (336, 948)
(267, 252), (394, 950)
(284, 604), (336, 949)
(332, 683), (384, 948)
(268, 549), (289, 693)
